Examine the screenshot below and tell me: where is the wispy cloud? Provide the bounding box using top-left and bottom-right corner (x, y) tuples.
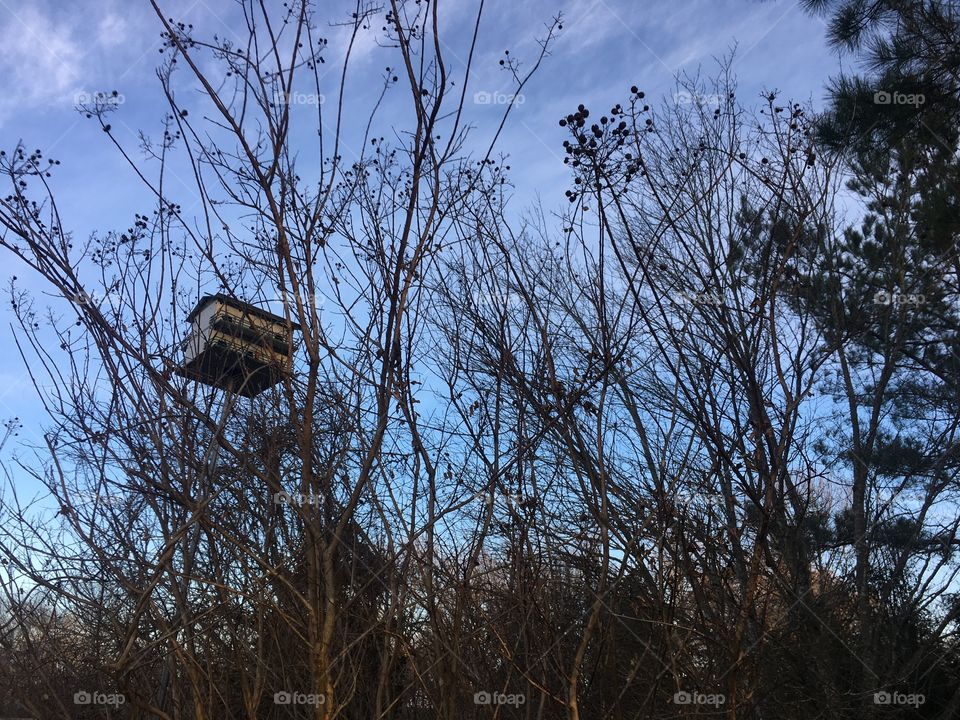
(96, 12), (129, 49)
(0, 4), (85, 123)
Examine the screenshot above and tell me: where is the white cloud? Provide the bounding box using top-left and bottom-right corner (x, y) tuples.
(0, 5), (84, 123)
(96, 12), (128, 48)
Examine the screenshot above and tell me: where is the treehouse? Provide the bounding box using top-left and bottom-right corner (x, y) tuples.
(176, 294), (300, 397)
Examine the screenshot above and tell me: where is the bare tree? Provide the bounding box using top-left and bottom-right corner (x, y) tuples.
(0, 5), (957, 720)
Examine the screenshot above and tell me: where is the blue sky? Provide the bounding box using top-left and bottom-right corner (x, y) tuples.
(0, 0), (844, 457)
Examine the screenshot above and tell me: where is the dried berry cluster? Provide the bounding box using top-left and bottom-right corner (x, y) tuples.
(560, 88), (652, 203)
